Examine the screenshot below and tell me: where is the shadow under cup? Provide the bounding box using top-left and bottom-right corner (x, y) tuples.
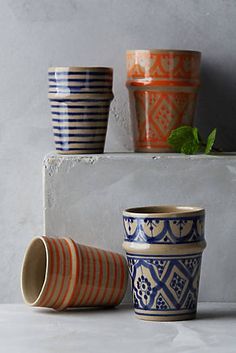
(48, 67), (114, 154)
(21, 236), (128, 310)
(122, 206), (206, 321)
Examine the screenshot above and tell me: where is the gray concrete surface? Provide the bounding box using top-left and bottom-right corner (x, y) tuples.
(1, 0), (236, 302)
(44, 153), (236, 303)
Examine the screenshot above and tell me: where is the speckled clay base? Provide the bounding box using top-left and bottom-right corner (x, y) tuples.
(135, 311), (196, 321)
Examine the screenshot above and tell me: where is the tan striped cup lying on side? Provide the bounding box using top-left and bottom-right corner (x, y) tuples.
(21, 236), (128, 310)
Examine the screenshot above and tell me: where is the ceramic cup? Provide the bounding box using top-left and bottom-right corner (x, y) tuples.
(21, 236), (128, 310)
(48, 67), (114, 154)
(122, 206), (206, 321)
(126, 50), (201, 152)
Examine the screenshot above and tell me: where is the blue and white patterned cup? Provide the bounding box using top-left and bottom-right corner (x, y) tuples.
(48, 67), (113, 154)
(122, 206), (206, 321)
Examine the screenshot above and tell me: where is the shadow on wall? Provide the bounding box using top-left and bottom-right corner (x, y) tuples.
(196, 60), (236, 152)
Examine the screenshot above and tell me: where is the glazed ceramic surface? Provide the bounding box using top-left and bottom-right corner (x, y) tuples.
(21, 236), (127, 310)
(48, 67), (113, 154)
(127, 50), (201, 81)
(122, 206), (206, 321)
(126, 50), (201, 152)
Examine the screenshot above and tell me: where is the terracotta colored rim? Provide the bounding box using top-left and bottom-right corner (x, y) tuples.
(48, 67), (113, 72)
(127, 49), (201, 55)
(123, 206), (205, 218)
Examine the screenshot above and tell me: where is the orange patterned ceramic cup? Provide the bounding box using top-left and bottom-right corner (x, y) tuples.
(126, 50), (201, 152)
(21, 236), (128, 310)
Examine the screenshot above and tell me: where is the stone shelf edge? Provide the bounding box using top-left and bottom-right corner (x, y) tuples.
(44, 151), (236, 162)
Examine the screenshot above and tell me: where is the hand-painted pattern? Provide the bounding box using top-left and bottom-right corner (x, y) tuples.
(127, 253), (202, 317)
(48, 67), (113, 154)
(123, 215), (205, 244)
(28, 237), (127, 310)
(132, 90), (197, 151)
(127, 51), (201, 80)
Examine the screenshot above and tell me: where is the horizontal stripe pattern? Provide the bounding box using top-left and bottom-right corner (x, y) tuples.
(51, 111), (109, 116)
(48, 68), (113, 95)
(48, 69), (113, 153)
(53, 126), (107, 130)
(49, 85), (112, 90)
(49, 89), (113, 95)
(49, 97), (111, 153)
(52, 118), (108, 123)
(49, 97), (113, 102)
(48, 67), (113, 76)
(54, 134), (106, 142)
(54, 132), (106, 137)
(55, 140), (105, 145)
(55, 148), (104, 153)
(24, 237), (127, 310)
(50, 105), (110, 109)
(49, 78), (112, 83)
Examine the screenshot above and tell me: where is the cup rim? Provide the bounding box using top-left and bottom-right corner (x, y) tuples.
(21, 236), (49, 306)
(48, 66), (113, 72)
(126, 49), (201, 55)
(123, 205), (205, 217)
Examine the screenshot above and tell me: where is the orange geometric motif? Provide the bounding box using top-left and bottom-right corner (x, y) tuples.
(127, 50), (201, 81)
(132, 90), (197, 151)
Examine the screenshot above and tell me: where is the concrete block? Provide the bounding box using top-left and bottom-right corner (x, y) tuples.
(43, 153), (236, 302)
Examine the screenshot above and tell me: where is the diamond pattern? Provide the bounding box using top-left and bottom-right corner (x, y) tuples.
(156, 293), (170, 310)
(133, 90), (197, 150)
(127, 254), (202, 316)
(181, 258), (200, 275)
(170, 272), (186, 299)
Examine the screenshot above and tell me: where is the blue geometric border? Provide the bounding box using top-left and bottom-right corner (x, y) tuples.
(123, 215), (205, 244)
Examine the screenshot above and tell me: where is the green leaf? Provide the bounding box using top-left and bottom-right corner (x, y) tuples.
(205, 128), (217, 154)
(168, 126), (195, 152)
(181, 139), (200, 155)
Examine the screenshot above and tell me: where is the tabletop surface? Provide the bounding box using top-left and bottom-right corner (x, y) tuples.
(0, 303), (235, 353)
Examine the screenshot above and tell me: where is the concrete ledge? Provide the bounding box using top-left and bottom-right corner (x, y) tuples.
(43, 152), (236, 302)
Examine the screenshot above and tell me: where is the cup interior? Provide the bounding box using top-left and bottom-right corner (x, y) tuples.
(48, 66), (113, 74)
(21, 238), (47, 305)
(124, 206), (204, 217)
(126, 49), (201, 55)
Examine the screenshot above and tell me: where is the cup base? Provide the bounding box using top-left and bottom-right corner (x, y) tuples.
(55, 150), (104, 155)
(134, 311), (196, 322)
(135, 147), (174, 153)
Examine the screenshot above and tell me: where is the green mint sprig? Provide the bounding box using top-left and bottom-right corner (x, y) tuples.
(168, 126), (217, 155)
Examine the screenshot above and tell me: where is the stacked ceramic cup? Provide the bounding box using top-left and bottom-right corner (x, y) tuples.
(126, 50), (201, 152)
(48, 67), (114, 154)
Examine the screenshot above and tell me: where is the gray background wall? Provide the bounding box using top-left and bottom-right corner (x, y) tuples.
(0, 0), (236, 302)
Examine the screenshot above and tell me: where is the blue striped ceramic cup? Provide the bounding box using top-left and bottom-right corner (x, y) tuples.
(48, 67), (113, 154)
